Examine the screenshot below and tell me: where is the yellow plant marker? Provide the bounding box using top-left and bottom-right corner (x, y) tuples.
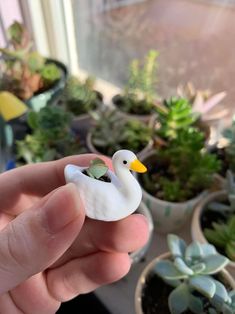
(0, 91), (28, 121)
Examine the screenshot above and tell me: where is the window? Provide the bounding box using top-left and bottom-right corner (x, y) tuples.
(72, 0), (235, 115)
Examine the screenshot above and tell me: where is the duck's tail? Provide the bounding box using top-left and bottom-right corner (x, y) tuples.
(64, 164), (79, 183)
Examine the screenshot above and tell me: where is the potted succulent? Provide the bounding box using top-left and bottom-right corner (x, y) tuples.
(0, 21), (67, 112)
(87, 109), (153, 157)
(16, 106), (84, 164)
(112, 50), (159, 122)
(153, 97), (211, 148)
(59, 75), (103, 139)
(135, 234), (235, 314)
(137, 125), (220, 233)
(192, 171), (235, 270)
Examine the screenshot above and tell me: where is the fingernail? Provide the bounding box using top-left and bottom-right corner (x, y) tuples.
(41, 183), (80, 234)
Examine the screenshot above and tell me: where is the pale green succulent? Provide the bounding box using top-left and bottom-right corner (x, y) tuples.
(85, 158), (108, 180)
(154, 234), (230, 314)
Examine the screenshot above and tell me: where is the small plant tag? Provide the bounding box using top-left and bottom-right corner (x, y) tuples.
(86, 158), (108, 179)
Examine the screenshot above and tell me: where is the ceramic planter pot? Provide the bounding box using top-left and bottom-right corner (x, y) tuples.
(112, 94), (153, 123)
(130, 202), (154, 264)
(191, 190), (235, 271)
(137, 152), (207, 233)
(26, 59), (68, 112)
(70, 92), (104, 140)
(135, 252), (235, 314)
(86, 131), (153, 159)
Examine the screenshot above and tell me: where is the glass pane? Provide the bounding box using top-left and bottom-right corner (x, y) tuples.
(73, 0), (235, 113)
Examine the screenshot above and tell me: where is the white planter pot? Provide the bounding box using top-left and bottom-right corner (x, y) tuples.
(191, 190), (235, 272)
(137, 152), (207, 233)
(130, 202), (154, 264)
(135, 252), (235, 314)
(142, 187), (206, 233)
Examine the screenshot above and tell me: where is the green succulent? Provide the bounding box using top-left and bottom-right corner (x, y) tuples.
(120, 50), (159, 115)
(85, 158), (108, 179)
(204, 215), (235, 262)
(90, 109), (152, 156)
(16, 106), (83, 163)
(154, 234), (230, 314)
(62, 76), (98, 116)
(142, 128), (220, 202)
(155, 97), (199, 141)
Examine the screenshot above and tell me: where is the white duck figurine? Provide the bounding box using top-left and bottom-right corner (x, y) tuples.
(64, 150), (147, 221)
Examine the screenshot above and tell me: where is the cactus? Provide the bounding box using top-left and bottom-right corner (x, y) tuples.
(121, 50), (159, 115)
(62, 76), (98, 115)
(90, 109), (152, 156)
(154, 234), (230, 314)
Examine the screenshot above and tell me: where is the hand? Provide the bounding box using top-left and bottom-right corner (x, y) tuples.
(0, 154), (148, 314)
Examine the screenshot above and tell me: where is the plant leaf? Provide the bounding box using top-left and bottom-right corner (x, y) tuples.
(168, 283), (190, 314)
(189, 275), (216, 298)
(154, 260), (188, 280)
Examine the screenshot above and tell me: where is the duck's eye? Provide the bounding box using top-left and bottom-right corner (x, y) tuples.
(123, 160), (127, 165)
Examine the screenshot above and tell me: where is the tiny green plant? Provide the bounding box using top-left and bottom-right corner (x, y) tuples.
(119, 50), (159, 115)
(154, 234), (231, 314)
(85, 158), (108, 179)
(0, 21), (61, 100)
(204, 215), (235, 262)
(61, 76), (98, 116)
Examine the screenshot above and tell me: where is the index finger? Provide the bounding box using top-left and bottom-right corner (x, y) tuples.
(0, 154), (112, 212)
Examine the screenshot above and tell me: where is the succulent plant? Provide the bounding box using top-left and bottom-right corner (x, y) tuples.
(85, 158), (108, 179)
(16, 106), (83, 163)
(154, 234), (230, 314)
(90, 109), (152, 156)
(177, 82), (227, 121)
(142, 128), (220, 202)
(119, 50), (159, 115)
(204, 215), (235, 262)
(154, 97), (199, 142)
(0, 21), (61, 100)
(61, 76), (98, 116)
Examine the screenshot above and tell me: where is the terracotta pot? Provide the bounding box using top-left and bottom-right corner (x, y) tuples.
(135, 252), (235, 314)
(137, 152), (207, 233)
(130, 202), (154, 264)
(112, 94), (152, 123)
(86, 131), (153, 159)
(191, 190), (235, 271)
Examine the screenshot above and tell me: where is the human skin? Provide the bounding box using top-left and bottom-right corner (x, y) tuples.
(0, 154), (148, 314)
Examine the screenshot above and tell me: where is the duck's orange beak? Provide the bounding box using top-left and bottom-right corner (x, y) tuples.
(130, 159), (147, 173)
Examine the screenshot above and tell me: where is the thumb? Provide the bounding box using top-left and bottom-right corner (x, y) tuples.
(0, 183), (85, 295)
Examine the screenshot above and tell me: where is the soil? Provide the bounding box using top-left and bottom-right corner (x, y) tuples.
(83, 170), (111, 182)
(141, 273), (215, 314)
